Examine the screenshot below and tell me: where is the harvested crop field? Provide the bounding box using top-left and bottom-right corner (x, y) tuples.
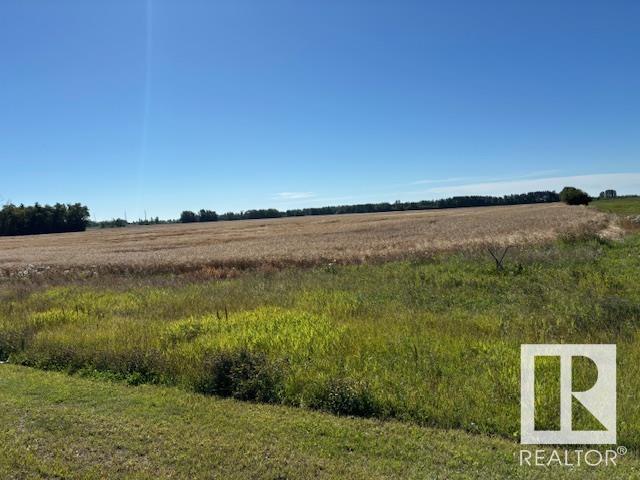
(0, 203), (615, 276)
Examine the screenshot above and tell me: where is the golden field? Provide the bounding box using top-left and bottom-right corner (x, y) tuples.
(0, 203), (615, 275)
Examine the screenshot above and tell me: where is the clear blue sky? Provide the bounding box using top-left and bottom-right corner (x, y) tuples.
(1, 1), (639, 220)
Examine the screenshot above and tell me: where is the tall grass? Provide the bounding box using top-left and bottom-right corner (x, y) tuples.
(1, 235), (640, 445)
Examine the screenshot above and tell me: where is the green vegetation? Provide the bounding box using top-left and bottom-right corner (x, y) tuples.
(591, 196), (640, 216)
(0, 202), (89, 236)
(179, 210), (199, 223)
(1, 364), (637, 479)
(560, 186), (591, 205)
(2, 234), (640, 448)
(88, 217), (165, 228)
(91, 217), (128, 228)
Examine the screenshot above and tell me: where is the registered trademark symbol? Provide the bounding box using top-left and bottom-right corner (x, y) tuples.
(617, 446), (627, 456)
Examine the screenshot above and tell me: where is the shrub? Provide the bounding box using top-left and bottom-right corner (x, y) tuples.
(308, 377), (380, 417)
(194, 348), (283, 402)
(560, 186), (591, 205)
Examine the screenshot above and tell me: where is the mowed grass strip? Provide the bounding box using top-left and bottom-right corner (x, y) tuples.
(1, 364), (638, 480)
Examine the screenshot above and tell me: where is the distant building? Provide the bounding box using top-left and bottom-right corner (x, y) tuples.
(598, 190), (617, 199)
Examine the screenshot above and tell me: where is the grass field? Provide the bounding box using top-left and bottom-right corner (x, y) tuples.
(1, 203), (637, 478)
(591, 196), (640, 216)
(2, 234), (640, 439)
(2, 364), (639, 479)
(0, 203), (615, 277)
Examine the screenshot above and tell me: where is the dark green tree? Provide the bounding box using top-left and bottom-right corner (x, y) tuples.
(198, 209), (218, 222)
(0, 202), (90, 236)
(180, 210), (198, 223)
(559, 187), (591, 205)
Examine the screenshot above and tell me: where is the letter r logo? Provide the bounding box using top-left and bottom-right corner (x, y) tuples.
(520, 344), (616, 444)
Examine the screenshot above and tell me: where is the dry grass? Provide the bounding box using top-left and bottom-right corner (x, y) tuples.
(0, 203), (613, 276)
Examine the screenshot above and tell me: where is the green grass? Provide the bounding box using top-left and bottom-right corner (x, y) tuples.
(1, 235), (640, 450)
(1, 364), (638, 479)
(591, 196), (640, 215)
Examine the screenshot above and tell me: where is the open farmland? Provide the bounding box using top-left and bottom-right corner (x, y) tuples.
(0, 203), (616, 276)
(1, 202), (638, 479)
(2, 231), (640, 446)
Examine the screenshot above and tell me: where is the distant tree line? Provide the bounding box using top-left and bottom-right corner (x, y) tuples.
(179, 191), (560, 223)
(132, 216), (163, 226)
(87, 216), (176, 228)
(88, 218), (128, 228)
(0, 203), (90, 236)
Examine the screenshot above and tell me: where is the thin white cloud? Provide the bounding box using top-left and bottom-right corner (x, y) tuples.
(513, 169), (563, 179)
(273, 191), (316, 200)
(411, 176), (476, 185)
(272, 194), (358, 206)
(423, 173), (640, 197)
(294, 195), (357, 204)
(411, 169), (562, 186)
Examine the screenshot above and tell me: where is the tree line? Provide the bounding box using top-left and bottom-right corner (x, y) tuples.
(0, 203), (90, 236)
(88, 217), (167, 228)
(0, 189), (586, 235)
(180, 190), (560, 223)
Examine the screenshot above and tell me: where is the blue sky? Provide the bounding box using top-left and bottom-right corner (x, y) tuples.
(1, 1), (639, 220)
